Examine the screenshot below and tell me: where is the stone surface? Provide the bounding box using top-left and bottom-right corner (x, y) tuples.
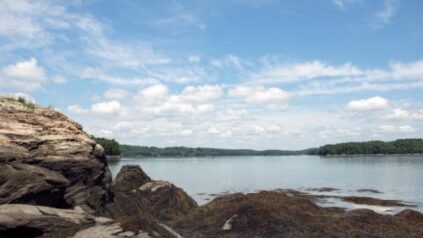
(107, 165), (197, 223)
(174, 191), (423, 238)
(0, 204), (109, 237)
(0, 96), (112, 211)
(72, 223), (152, 238)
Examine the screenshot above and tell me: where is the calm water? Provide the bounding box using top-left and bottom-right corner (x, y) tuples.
(108, 155), (423, 212)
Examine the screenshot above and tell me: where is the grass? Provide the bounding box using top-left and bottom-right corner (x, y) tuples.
(16, 96), (36, 110)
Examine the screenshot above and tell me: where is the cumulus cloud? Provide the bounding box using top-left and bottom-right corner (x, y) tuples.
(91, 100), (121, 114)
(229, 86), (291, 105)
(104, 89), (129, 100)
(413, 110), (423, 120)
(346, 96), (389, 111)
(68, 105), (88, 115)
(378, 125), (414, 134)
(384, 108), (409, 120)
(180, 85), (222, 102)
(134, 84), (219, 116)
(1, 58), (46, 91)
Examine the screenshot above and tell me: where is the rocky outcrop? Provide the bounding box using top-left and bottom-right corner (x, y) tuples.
(0, 204), (109, 237)
(173, 191), (423, 238)
(0, 96), (112, 211)
(106, 165), (197, 223)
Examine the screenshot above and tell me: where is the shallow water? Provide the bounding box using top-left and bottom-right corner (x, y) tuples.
(108, 155), (423, 212)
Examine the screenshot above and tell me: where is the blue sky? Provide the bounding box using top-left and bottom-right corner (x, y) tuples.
(0, 0), (422, 149)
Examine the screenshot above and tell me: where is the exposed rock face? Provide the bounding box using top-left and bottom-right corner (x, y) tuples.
(0, 204), (109, 237)
(107, 165), (197, 223)
(173, 191), (423, 238)
(0, 97), (112, 211)
(139, 180), (198, 222)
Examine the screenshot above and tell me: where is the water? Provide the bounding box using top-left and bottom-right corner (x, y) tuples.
(108, 155), (423, 212)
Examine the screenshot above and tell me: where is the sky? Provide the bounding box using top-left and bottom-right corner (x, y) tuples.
(0, 0), (422, 150)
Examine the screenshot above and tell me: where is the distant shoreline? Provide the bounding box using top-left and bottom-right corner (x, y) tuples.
(106, 153), (423, 160)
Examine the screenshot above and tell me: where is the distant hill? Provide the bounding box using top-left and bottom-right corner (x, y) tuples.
(316, 139), (423, 155)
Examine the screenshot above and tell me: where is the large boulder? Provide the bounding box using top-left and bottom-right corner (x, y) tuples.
(107, 165), (197, 223)
(0, 96), (112, 211)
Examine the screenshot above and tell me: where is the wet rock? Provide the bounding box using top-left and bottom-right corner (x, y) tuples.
(356, 189), (383, 194)
(341, 196), (416, 207)
(173, 191), (423, 238)
(0, 96), (112, 211)
(139, 180), (198, 222)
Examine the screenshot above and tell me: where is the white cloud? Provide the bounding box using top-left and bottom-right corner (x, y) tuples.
(229, 86), (291, 104)
(104, 89), (129, 100)
(1, 58), (46, 91)
(180, 85), (222, 102)
(180, 129), (193, 136)
(375, 0), (399, 26)
(346, 96), (389, 111)
(211, 54), (244, 69)
(384, 108), (409, 120)
(188, 55), (201, 63)
(91, 100), (121, 114)
(378, 125), (415, 134)
(139, 84), (168, 99)
(51, 75), (67, 84)
(68, 105), (88, 115)
(413, 110), (423, 120)
(207, 126), (219, 134)
(252, 60), (362, 84)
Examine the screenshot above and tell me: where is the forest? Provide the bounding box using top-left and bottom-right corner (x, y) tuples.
(316, 139), (423, 155)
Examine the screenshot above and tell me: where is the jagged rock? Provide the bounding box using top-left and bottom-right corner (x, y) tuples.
(107, 165), (197, 223)
(139, 180), (198, 221)
(0, 96), (112, 211)
(112, 165), (151, 193)
(0, 204), (111, 237)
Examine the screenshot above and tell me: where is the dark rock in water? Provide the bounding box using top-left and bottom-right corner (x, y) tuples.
(0, 96), (112, 211)
(173, 191), (423, 237)
(341, 196), (415, 207)
(356, 189), (383, 194)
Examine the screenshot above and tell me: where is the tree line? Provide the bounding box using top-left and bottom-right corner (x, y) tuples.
(91, 136), (423, 157)
(316, 139), (423, 155)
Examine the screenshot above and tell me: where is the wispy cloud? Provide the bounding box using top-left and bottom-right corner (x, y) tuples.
(375, 0), (400, 27)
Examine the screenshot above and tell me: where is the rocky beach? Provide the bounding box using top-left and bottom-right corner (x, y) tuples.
(1, 96), (423, 238)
